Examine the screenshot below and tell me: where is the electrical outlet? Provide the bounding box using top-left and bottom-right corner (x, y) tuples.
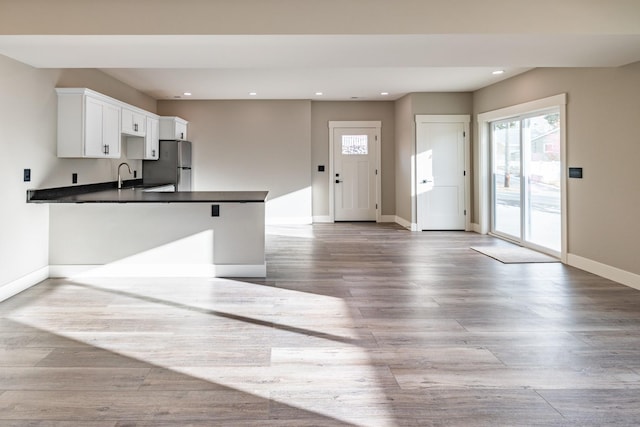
(23, 169), (31, 182)
(72, 173), (78, 184)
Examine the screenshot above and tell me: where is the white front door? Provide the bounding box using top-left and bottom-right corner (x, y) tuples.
(416, 120), (466, 230)
(333, 128), (377, 221)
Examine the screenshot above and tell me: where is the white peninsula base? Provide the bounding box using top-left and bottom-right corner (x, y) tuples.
(48, 203), (265, 278)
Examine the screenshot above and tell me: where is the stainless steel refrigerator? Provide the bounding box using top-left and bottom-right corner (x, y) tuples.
(143, 140), (192, 191)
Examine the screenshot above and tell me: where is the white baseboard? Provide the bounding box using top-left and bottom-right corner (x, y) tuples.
(49, 263), (266, 279)
(0, 266), (49, 302)
(312, 215), (332, 223)
(266, 216), (313, 225)
(567, 254), (640, 291)
(313, 215), (402, 224)
(214, 264), (267, 278)
(394, 216), (413, 230)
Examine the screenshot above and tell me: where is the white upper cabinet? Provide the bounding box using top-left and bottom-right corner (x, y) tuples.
(57, 88), (122, 158)
(159, 116), (188, 140)
(121, 107), (146, 137)
(127, 115), (159, 160)
(57, 88), (180, 160)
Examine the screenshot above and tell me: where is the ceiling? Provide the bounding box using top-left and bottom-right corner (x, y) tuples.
(1, 33), (640, 100)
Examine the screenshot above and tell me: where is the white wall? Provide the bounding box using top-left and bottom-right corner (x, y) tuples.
(394, 95), (413, 225)
(0, 54), (157, 300)
(158, 100), (398, 222)
(0, 54), (56, 294)
(157, 100), (312, 224)
(473, 63), (640, 276)
(310, 101), (396, 219)
(393, 93), (473, 226)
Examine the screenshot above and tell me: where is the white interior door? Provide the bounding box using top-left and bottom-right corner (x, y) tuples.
(416, 120), (466, 230)
(333, 128), (377, 221)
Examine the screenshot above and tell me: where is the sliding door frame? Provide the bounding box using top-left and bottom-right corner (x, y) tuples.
(477, 94), (567, 262)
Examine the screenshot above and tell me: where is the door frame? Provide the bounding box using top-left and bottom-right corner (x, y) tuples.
(414, 115), (471, 231)
(477, 93), (567, 262)
(329, 121), (382, 223)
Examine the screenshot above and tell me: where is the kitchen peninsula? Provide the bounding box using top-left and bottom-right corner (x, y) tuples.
(29, 183), (268, 278)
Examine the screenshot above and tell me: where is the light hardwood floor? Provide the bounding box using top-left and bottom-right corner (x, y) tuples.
(1, 223), (640, 426)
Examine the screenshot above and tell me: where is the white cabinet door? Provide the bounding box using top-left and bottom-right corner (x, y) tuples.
(122, 108), (146, 136)
(83, 95), (121, 158)
(84, 96), (106, 157)
(102, 101), (121, 158)
(159, 117), (188, 140)
(175, 120), (187, 140)
(145, 116), (159, 159)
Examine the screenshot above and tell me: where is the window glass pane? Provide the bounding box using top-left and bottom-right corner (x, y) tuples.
(492, 120), (521, 239)
(524, 111), (561, 252)
(342, 135), (368, 155)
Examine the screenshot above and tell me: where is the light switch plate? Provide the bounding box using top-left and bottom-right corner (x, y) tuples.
(569, 167), (583, 179)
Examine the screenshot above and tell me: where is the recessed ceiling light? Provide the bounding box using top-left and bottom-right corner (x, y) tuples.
(183, 92), (192, 96)
(380, 92), (389, 96)
(249, 92), (257, 96)
(315, 92), (323, 96)
(492, 70), (505, 75)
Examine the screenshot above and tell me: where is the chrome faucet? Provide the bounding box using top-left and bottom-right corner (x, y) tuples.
(117, 162), (132, 190)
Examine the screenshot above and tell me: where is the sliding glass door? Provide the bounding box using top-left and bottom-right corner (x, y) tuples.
(491, 109), (561, 255)
(492, 119), (521, 239)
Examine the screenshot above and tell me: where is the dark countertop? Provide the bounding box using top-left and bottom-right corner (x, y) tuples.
(27, 181), (268, 204)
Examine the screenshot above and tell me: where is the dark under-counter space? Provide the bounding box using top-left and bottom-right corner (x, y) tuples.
(27, 181), (268, 204)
